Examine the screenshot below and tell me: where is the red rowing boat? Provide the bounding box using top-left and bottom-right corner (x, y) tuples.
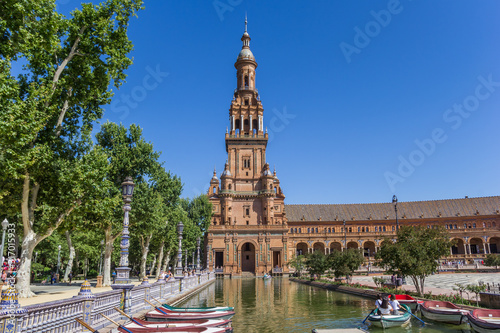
(466, 308), (500, 332)
(395, 294), (423, 311)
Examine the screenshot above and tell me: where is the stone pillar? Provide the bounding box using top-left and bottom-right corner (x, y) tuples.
(76, 280), (95, 329)
(232, 116), (235, 133)
(0, 285), (27, 333)
(488, 243), (491, 254)
(463, 243), (468, 255)
(483, 243), (487, 255)
(249, 115), (253, 131)
(240, 115), (244, 132)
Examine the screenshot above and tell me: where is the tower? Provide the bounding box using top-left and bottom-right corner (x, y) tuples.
(206, 19), (288, 277)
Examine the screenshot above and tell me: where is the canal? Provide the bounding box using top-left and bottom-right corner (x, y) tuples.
(179, 278), (471, 332)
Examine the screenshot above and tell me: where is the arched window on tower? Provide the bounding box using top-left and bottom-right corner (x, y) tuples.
(252, 119), (259, 132)
(235, 119), (241, 135)
(244, 118), (249, 133)
(244, 75), (249, 88)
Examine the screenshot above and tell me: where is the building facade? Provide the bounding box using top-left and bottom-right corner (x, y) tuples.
(206, 23), (500, 277)
(206, 21), (288, 277)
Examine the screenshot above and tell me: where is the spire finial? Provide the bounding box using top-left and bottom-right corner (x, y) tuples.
(245, 13), (248, 33)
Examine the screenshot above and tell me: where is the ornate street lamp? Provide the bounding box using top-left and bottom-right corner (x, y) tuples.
(184, 249), (188, 271)
(0, 219), (9, 261)
(175, 221), (184, 277)
(392, 195), (399, 232)
(343, 219), (347, 251)
(196, 237), (201, 273)
(112, 176), (135, 314)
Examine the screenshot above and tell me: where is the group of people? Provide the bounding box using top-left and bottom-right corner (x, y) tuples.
(1, 258), (20, 284)
(375, 294), (401, 315)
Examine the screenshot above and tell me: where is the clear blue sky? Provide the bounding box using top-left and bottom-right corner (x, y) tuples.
(61, 0), (500, 204)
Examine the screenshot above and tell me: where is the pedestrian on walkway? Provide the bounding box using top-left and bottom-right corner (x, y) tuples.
(68, 272), (73, 284)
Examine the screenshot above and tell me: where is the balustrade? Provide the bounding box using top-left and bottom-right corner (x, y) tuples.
(0, 272), (215, 333)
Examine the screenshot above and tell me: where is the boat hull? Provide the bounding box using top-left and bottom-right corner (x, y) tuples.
(368, 304), (412, 328)
(118, 327), (230, 333)
(127, 318), (232, 328)
(162, 304), (234, 312)
(146, 309), (235, 322)
(420, 301), (467, 325)
(467, 309), (500, 333)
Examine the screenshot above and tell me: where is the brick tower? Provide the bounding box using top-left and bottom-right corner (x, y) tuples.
(206, 19), (289, 277)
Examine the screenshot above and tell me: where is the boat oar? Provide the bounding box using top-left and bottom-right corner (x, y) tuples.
(361, 309), (375, 324)
(144, 298), (169, 315)
(401, 306), (426, 326)
(101, 313), (134, 333)
(113, 307), (142, 326)
(75, 318), (100, 333)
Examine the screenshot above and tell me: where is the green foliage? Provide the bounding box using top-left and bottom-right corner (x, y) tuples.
(305, 250), (329, 277)
(484, 254), (500, 267)
(184, 195), (213, 235)
(329, 249), (364, 279)
(372, 277), (385, 288)
(288, 254), (306, 277)
(375, 225), (453, 295)
(466, 284), (487, 307)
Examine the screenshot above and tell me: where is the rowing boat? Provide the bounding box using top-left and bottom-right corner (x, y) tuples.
(367, 304), (412, 328)
(123, 318), (232, 330)
(162, 304), (234, 312)
(395, 294), (423, 312)
(145, 308), (235, 322)
(467, 309), (500, 332)
(118, 326), (230, 333)
(420, 301), (468, 325)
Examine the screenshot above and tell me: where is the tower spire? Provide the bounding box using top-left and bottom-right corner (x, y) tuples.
(245, 13), (248, 33)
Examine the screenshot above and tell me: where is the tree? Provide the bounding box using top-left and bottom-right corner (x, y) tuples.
(375, 225), (453, 296)
(184, 195), (213, 235)
(0, 0), (143, 297)
(95, 122), (172, 286)
(329, 249), (364, 281)
(305, 251), (329, 278)
(484, 254), (500, 267)
(287, 254), (306, 277)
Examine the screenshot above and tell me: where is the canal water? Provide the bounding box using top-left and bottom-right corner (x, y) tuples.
(179, 278), (471, 333)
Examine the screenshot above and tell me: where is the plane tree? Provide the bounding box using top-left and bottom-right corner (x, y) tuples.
(375, 225), (453, 295)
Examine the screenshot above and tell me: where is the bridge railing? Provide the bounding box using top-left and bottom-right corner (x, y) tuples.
(0, 272), (215, 333)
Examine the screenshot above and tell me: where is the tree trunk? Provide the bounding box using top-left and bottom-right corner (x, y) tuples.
(83, 257), (88, 278)
(161, 250), (171, 273)
(16, 230), (38, 298)
(155, 241), (165, 278)
(150, 254), (157, 276)
(75, 249), (79, 274)
(139, 233), (153, 279)
(63, 231), (75, 282)
(102, 225), (116, 286)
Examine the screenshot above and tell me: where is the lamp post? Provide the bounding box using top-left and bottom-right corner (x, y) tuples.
(196, 237), (201, 273)
(56, 245), (62, 283)
(111, 176), (135, 315)
(392, 195), (399, 232)
(184, 249), (188, 271)
(343, 219), (347, 251)
(0, 219), (9, 261)
(175, 221), (184, 277)
(192, 251), (195, 271)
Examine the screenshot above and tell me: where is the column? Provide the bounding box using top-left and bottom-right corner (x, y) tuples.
(463, 243), (467, 255)
(249, 115), (253, 132)
(230, 116), (233, 132)
(232, 116), (235, 133)
(488, 243), (491, 254)
(240, 115), (244, 133)
(483, 243), (487, 255)
(258, 115), (262, 132)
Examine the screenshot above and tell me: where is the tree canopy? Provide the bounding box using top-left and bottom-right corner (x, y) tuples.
(375, 225), (453, 295)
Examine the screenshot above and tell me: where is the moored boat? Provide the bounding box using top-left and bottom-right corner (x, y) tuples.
(145, 308), (235, 322)
(124, 318), (232, 329)
(367, 304), (412, 328)
(162, 304), (234, 312)
(420, 301), (468, 325)
(395, 294), (423, 311)
(118, 326), (230, 333)
(467, 309), (500, 333)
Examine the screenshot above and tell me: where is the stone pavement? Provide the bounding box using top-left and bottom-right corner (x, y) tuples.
(10, 279), (142, 307)
(351, 272), (500, 300)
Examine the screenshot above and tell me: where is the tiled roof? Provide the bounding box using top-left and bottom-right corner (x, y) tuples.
(285, 196), (500, 222)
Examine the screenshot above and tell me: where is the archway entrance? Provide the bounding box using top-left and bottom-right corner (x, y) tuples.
(241, 242), (256, 272)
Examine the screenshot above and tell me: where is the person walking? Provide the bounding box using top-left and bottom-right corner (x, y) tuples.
(68, 272), (73, 284)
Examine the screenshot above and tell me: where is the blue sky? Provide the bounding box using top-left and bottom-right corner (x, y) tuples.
(59, 0), (500, 204)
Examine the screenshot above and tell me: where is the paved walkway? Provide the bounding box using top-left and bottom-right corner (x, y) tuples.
(351, 272), (500, 300)
(10, 279), (142, 307)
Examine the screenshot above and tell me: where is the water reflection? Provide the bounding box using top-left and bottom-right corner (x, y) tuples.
(179, 278), (471, 333)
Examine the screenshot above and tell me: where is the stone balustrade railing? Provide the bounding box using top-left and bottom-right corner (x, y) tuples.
(0, 272), (215, 333)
